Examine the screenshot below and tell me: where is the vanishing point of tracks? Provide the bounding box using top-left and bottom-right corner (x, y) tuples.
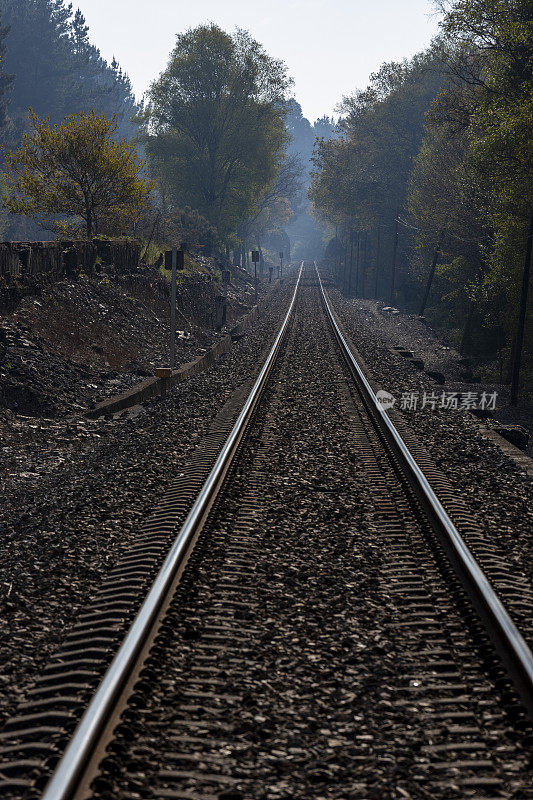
(1, 264), (532, 799)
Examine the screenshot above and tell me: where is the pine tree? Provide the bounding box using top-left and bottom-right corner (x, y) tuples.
(0, 10), (14, 132)
(2, 1), (140, 136)
(2, 0), (73, 121)
(71, 7), (89, 56)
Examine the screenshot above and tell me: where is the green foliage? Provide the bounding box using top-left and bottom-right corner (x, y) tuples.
(2, 0), (140, 138)
(311, 0), (532, 386)
(0, 1), (142, 240)
(163, 206), (219, 253)
(141, 239), (163, 267)
(237, 154), (303, 255)
(408, 0), (532, 373)
(144, 24), (291, 239)
(138, 205), (219, 258)
(3, 110), (154, 236)
(309, 47), (445, 302)
(310, 47), (444, 235)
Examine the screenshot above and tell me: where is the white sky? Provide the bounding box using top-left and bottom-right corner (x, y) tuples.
(75, 0), (441, 122)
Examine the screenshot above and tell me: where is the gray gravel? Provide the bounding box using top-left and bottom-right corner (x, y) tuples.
(336, 296), (532, 455)
(101, 283), (530, 800)
(1, 270), (531, 800)
(0, 280), (294, 728)
(327, 287), (533, 592)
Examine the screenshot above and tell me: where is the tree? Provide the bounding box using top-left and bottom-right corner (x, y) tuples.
(144, 24), (291, 239)
(441, 0), (533, 400)
(2, 0), (75, 121)
(0, 10), (13, 134)
(2, 1), (140, 138)
(0, 11), (14, 239)
(3, 109), (153, 236)
(237, 154), (302, 257)
(310, 47), (445, 299)
(408, 86), (490, 326)
(408, 0), (533, 393)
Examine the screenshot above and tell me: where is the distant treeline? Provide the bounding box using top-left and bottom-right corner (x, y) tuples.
(283, 100), (337, 260)
(0, 5), (319, 262)
(0, 0), (138, 134)
(0, 0), (139, 239)
(310, 0), (532, 396)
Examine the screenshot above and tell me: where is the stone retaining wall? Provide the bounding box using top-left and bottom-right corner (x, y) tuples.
(0, 239), (141, 310)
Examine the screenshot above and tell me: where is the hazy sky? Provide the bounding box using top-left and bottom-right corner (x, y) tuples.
(76, 0), (441, 122)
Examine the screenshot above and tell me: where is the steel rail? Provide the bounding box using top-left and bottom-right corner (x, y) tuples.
(316, 264), (533, 719)
(42, 264), (303, 800)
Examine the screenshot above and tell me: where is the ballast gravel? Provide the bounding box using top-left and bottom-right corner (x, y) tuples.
(328, 287), (533, 591)
(104, 284), (531, 800)
(0, 280), (294, 728)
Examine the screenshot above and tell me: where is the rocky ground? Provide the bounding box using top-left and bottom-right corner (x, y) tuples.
(0, 260), (257, 418)
(101, 283), (531, 800)
(0, 260), (265, 494)
(0, 266), (532, 800)
(0, 265), (289, 727)
(343, 296), (532, 455)
(328, 287), (533, 591)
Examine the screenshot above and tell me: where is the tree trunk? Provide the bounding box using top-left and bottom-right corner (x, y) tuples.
(349, 233), (356, 295)
(374, 226), (381, 299)
(341, 237), (347, 292)
(354, 233), (360, 296)
(349, 233), (354, 294)
(510, 210), (533, 405)
(507, 336), (516, 384)
(361, 231), (367, 298)
(258, 241), (264, 276)
(343, 236), (349, 294)
(460, 300), (475, 355)
(141, 210), (161, 262)
(389, 211), (399, 305)
(419, 229), (445, 317)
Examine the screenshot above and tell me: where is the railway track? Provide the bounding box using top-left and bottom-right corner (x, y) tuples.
(1, 263), (532, 799)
